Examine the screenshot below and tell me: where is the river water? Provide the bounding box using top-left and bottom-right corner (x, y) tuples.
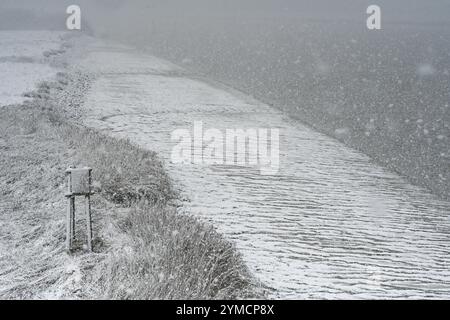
(77, 41), (450, 299)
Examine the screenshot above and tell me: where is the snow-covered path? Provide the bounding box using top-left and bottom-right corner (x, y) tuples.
(77, 41), (450, 299)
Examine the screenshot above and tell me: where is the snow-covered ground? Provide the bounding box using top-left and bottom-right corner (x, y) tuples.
(73, 39), (450, 299)
(0, 31), (65, 106)
(2, 31), (450, 299)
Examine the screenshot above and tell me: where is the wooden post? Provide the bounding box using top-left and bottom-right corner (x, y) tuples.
(85, 194), (92, 251)
(66, 196), (73, 251)
(65, 167), (94, 253)
(71, 197), (75, 241)
(66, 171), (74, 252)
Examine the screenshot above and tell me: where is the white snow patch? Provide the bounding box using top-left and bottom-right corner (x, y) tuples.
(0, 62), (57, 106)
(0, 31), (64, 107)
(78, 50), (180, 74)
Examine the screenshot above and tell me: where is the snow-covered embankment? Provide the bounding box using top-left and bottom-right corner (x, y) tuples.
(71, 38), (450, 299)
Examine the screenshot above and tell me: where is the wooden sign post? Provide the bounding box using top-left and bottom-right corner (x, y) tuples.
(65, 167), (94, 252)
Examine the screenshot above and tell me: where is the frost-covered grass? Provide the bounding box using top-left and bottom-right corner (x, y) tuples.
(95, 205), (255, 299)
(0, 102), (260, 299)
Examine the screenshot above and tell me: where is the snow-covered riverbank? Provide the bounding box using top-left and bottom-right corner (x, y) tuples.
(1, 30), (449, 299)
(0, 31), (256, 299)
(68, 37), (450, 299)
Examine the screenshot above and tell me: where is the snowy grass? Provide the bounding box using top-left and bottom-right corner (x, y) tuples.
(61, 124), (174, 207)
(94, 205), (255, 299)
(0, 103), (260, 299)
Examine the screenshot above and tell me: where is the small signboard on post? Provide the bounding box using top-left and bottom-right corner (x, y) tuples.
(65, 167), (94, 252)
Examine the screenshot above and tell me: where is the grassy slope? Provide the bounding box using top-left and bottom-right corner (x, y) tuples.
(0, 76), (262, 299)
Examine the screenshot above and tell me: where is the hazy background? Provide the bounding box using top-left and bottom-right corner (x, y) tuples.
(1, 0), (449, 199)
(2, 1), (450, 31)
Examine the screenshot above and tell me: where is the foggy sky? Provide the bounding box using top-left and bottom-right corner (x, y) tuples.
(1, 0), (450, 32)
